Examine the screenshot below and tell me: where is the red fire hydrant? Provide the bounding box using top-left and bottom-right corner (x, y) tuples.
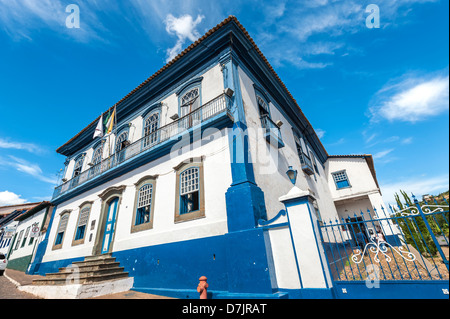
(197, 276), (208, 299)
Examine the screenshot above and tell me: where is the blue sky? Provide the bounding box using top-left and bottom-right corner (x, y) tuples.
(0, 0), (448, 207)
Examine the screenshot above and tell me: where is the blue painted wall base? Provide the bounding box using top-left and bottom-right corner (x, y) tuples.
(112, 229), (275, 298)
(225, 181), (267, 232)
(334, 280), (449, 299)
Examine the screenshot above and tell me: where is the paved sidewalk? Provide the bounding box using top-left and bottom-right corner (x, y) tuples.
(4, 269), (175, 299)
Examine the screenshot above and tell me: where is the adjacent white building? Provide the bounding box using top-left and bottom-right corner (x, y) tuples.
(6, 202), (51, 272)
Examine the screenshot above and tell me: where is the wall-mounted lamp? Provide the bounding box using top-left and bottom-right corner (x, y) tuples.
(224, 88), (234, 97)
(286, 166), (298, 186)
(170, 113), (179, 120)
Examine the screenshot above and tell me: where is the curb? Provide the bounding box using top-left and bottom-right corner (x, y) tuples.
(4, 271), (21, 288)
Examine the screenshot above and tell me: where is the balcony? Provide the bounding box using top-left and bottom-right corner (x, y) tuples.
(260, 114), (284, 148)
(53, 93), (232, 200)
(299, 152), (314, 175)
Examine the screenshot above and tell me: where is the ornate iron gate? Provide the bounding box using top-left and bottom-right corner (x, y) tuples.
(318, 194), (449, 299)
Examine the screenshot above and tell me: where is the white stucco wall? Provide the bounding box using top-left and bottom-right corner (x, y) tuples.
(7, 208), (47, 261)
(237, 66), (339, 222)
(45, 130), (231, 263)
(326, 157), (379, 201)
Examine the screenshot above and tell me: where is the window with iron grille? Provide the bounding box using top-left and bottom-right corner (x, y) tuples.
(143, 112), (160, 148)
(180, 167), (200, 214)
(332, 170), (351, 189)
(115, 131), (129, 163)
(174, 158), (204, 223)
(136, 184), (152, 225)
(90, 145), (103, 177)
(180, 88), (200, 117)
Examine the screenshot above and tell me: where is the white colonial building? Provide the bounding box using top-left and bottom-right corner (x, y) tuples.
(28, 16), (395, 299)
(6, 202), (51, 272)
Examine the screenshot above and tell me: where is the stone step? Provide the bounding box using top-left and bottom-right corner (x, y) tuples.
(58, 262), (121, 273)
(45, 267), (126, 280)
(32, 271), (129, 286)
(84, 253), (113, 261)
(32, 254), (129, 286)
(71, 257), (117, 267)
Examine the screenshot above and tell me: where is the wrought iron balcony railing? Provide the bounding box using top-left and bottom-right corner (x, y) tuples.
(53, 93), (232, 199)
(260, 114), (284, 148)
(299, 152), (314, 175)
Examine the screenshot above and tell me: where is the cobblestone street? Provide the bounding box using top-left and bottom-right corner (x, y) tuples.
(0, 275), (41, 299)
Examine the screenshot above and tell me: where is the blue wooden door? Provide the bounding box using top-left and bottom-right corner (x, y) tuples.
(101, 198), (119, 254)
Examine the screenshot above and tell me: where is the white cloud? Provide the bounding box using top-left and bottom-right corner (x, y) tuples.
(401, 137), (413, 145)
(0, 191), (27, 206)
(0, 156), (57, 184)
(380, 174), (449, 206)
(315, 129), (326, 139)
(164, 14), (204, 63)
(370, 74), (449, 123)
(373, 149), (395, 159)
(0, 137), (41, 154)
(0, 0), (105, 42)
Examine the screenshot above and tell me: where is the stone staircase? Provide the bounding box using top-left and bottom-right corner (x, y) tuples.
(32, 254), (129, 286)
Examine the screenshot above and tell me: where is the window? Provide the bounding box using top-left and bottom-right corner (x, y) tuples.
(131, 176), (157, 233)
(310, 150), (320, 175)
(180, 167), (200, 214)
(143, 112), (160, 149)
(90, 145), (103, 177)
(53, 212), (70, 250)
(136, 184), (152, 224)
(332, 170), (351, 189)
(115, 131), (129, 163)
(179, 87), (202, 129)
(257, 95), (270, 117)
(174, 158), (205, 223)
(73, 204), (91, 245)
(293, 131), (314, 175)
(14, 230), (24, 250)
(21, 226), (30, 248)
(180, 88), (200, 117)
(71, 155), (84, 187)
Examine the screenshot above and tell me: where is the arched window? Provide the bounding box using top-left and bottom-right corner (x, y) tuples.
(143, 112), (160, 149)
(53, 212), (70, 250)
(90, 145), (103, 177)
(257, 95), (270, 117)
(180, 167), (200, 214)
(115, 131), (129, 163)
(174, 157), (205, 223)
(131, 176), (157, 233)
(71, 155), (84, 187)
(136, 184), (152, 225)
(180, 87), (200, 117)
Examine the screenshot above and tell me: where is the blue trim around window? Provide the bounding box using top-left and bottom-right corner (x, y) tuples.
(332, 170), (351, 189)
(176, 78), (203, 117)
(175, 77), (203, 96)
(141, 109), (161, 150)
(253, 83), (271, 105)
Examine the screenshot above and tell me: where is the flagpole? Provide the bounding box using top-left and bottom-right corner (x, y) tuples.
(112, 104), (118, 165)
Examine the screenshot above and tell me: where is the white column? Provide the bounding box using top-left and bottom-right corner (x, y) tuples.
(279, 186), (332, 290)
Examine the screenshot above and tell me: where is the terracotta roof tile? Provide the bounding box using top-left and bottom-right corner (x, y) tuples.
(57, 16), (328, 157)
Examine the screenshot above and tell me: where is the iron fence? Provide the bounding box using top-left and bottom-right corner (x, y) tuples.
(319, 195), (449, 282)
